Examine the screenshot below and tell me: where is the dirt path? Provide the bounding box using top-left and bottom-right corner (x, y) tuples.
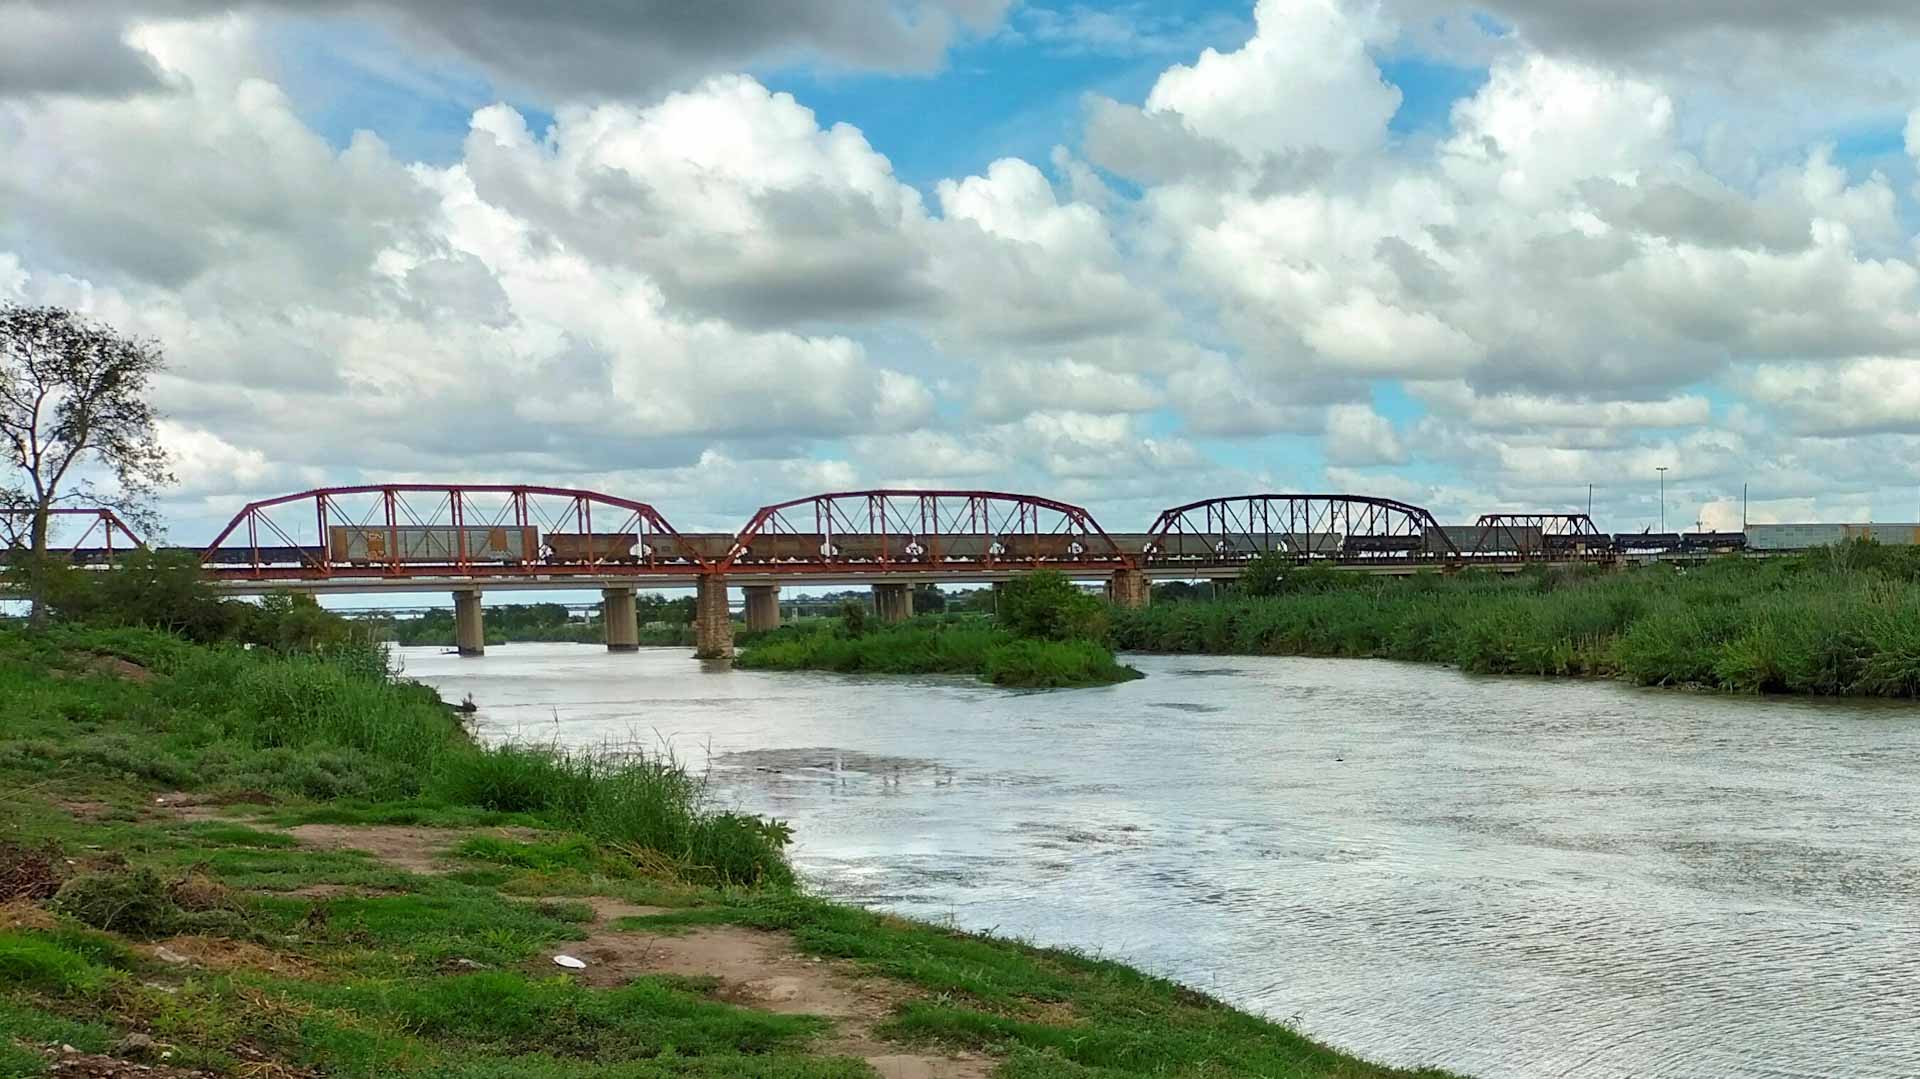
(136, 804), (993, 1077)
(544, 918), (992, 1079)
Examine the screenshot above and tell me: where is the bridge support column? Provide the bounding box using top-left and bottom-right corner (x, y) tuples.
(452, 589), (485, 657)
(873, 583), (913, 624)
(1109, 568), (1150, 609)
(744, 585), (781, 632)
(602, 587), (639, 652)
(694, 575), (734, 659)
(992, 581), (1007, 618)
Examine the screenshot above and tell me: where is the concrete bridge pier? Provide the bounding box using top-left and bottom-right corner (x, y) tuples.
(452, 589), (485, 656)
(602, 587), (639, 652)
(872, 582), (914, 624)
(694, 575), (734, 659)
(744, 585), (781, 632)
(1108, 568), (1151, 609)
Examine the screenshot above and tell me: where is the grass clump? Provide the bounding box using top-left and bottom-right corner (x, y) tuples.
(1119, 544), (1920, 698)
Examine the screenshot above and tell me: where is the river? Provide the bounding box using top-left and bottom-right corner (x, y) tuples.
(398, 643), (1920, 1079)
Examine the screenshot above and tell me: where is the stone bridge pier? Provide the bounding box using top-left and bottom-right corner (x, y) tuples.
(602, 587), (639, 652)
(1107, 569), (1151, 609)
(744, 585), (781, 632)
(452, 589), (485, 656)
(872, 582), (914, 623)
(694, 575), (734, 658)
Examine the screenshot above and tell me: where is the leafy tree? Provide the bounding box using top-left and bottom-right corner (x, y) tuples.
(1237, 551), (1343, 598)
(1, 305), (171, 626)
(912, 583), (947, 614)
(839, 598), (868, 637)
(998, 571), (1108, 642)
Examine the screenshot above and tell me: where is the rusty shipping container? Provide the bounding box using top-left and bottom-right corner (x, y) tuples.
(327, 526), (537, 564)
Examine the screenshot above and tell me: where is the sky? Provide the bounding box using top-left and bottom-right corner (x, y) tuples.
(7, 0), (1920, 553)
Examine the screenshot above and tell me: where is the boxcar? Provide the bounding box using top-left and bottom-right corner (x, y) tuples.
(327, 526), (537, 564)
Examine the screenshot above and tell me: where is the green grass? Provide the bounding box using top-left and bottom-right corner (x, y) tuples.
(0, 625), (790, 885)
(1117, 550), (1920, 698)
(736, 621), (1140, 689)
(0, 623), (1461, 1079)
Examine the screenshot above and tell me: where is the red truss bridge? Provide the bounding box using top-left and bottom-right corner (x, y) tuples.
(9, 484), (1637, 657)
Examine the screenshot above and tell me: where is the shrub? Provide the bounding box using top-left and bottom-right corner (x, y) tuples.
(998, 571), (1108, 642)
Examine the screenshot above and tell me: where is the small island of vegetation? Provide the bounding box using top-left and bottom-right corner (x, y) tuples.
(735, 572), (1141, 689)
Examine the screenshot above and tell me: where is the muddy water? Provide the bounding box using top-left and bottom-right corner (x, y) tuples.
(399, 643), (1920, 1079)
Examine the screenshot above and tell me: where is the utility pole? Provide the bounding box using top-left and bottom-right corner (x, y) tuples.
(1743, 483), (1748, 532)
(1656, 466), (1669, 532)
(1587, 484), (1593, 517)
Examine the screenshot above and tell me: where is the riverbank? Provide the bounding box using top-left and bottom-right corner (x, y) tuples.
(1115, 548), (1920, 698)
(736, 620), (1141, 688)
(0, 627), (1450, 1078)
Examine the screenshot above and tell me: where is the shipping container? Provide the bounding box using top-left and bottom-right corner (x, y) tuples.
(327, 526), (537, 564)
(546, 532), (641, 563)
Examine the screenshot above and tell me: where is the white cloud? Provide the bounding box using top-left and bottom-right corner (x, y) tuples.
(5, 5), (1920, 537)
(1145, 0), (1400, 159)
(1324, 403), (1407, 465)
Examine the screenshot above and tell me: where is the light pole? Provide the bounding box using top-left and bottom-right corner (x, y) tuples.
(1656, 466), (1668, 532)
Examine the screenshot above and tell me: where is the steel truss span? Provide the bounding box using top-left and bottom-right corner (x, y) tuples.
(0, 507), (146, 566)
(1471, 513), (1607, 557)
(1145, 494), (1456, 562)
(199, 485), (711, 581)
(723, 490), (1132, 573)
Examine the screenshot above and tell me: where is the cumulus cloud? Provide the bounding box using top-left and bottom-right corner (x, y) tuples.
(6, 2), (1920, 533)
(1324, 403), (1406, 466)
(2, 0), (1012, 99)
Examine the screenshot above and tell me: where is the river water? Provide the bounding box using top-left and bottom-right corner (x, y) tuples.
(399, 643), (1920, 1079)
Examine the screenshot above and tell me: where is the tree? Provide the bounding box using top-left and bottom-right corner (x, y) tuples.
(998, 571), (1108, 642)
(1, 305), (171, 626)
(911, 583), (947, 614)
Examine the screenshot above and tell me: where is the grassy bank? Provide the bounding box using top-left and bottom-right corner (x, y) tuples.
(0, 626), (1455, 1078)
(1116, 545), (1920, 697)
(736, 620), (1140, 689)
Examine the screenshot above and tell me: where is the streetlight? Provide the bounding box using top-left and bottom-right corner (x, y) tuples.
(1656, 466), (1669, 532)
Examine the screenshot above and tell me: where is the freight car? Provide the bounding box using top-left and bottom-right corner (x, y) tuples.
(327, 526), (537, 564)
(545, 532), (641, 563)
(1614, 532), (1683, 552)
(1342, 534), (1423, 554)
(1680, 532), (1746, 553)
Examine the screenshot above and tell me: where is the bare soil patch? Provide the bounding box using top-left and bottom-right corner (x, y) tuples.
(542, 923), (990, 1079)
(285, 824), (545, 874)
(141, 934), (315, 976)
(514, 895), (669, 922)
(0, 898), (59, 931)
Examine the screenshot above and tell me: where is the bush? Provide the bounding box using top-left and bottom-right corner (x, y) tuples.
(998, 571), (1108, 642)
